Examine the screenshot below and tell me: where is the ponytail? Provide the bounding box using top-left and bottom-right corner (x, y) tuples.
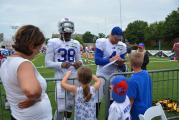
(83, 85), (92, 102)
(77, 66), (93, 102)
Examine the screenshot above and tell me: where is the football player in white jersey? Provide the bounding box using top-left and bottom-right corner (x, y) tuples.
(45, 18), (82, 120)
(0, 46), (10, 66)
(94, 26), (127, 117)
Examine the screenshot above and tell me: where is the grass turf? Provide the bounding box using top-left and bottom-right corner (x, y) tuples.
(1, 53), (179, 120)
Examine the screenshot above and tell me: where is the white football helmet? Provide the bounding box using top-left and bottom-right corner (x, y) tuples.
(58, 18), (74, 34)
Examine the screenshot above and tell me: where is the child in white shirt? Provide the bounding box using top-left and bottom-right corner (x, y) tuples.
(108, 75), (131, 120)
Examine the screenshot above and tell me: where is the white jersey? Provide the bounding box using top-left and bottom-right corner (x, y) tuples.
(0, 57), (52, 120)
(45, 38), (81, 101)
(0, 48), (10, 56)
(95, 38), (127, 78)
(108, 96), (131, 120)
(0, 48), (9, 67)
(45, 38), (82, 79)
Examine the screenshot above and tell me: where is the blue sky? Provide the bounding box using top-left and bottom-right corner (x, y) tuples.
(0, 0), (178, 40)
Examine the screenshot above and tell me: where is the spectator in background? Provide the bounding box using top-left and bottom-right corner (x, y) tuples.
(0, 25), (52, 120)
(126, 42), (132, 58)
(0, 45), (12, 110)
(80, 44), (83, 55)
(0, 46), (4, 66)
(85, 46), (90, 63)
(0, 46), (10, 66)
(137, 43), (149, 70)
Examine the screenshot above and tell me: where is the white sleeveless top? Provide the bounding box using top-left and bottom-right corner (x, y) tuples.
(75, 86), (96, 120)
(0, 57), (52, 120)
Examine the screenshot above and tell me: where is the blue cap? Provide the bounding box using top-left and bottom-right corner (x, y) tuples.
(138, 43), (145, 48)
(111, 75), (128, 103)
(111, 27), (123, 36)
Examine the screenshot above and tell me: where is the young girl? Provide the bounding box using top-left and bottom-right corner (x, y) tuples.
(61, 66), (101, 120)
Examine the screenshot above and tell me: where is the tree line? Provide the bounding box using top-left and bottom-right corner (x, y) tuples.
(51, 7), (179, 50)
(125, 7), (179, 49)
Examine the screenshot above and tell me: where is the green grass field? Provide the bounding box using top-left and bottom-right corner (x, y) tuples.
(1, 53), (179, 120)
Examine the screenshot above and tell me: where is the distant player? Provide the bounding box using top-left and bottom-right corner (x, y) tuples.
(0, 46), (11, 109)
(0, 48), (4, 66)
(85, 46), (90, 63)
(94, 26), (127, 117)
(0, 46), (10, 66)
(45, 18), (82, 120)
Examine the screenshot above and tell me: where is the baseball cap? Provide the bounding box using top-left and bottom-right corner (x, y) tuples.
(111, 75), (128, 103)
(111, 27), (123, 40)
(138, 43), (145, 48)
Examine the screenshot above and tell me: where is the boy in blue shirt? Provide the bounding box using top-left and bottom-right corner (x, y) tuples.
(127, 52), (152, 120)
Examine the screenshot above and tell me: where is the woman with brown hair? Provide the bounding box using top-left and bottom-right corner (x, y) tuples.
(0, 25), (52, 120)
(61, 66), (101, 120)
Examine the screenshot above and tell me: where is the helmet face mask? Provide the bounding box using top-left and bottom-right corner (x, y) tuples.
(58, 18), (74, 41)
(58, 18), (74, 34)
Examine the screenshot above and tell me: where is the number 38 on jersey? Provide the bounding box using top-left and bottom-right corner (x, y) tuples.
(57, 48), (76, 62)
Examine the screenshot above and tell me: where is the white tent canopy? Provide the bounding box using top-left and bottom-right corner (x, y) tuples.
(147, 50), (174, 57)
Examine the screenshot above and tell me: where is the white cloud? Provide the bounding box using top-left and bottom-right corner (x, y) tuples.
(0, 0), (178, 39)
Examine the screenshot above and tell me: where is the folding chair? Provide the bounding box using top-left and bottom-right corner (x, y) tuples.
(139, 103), (167, 120)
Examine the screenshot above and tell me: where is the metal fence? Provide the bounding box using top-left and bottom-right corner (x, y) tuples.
(45, 76), (108, 120)
(106, 68), (179, 120)
(1, 68), (179, 120)
(0, 76), (108, 120)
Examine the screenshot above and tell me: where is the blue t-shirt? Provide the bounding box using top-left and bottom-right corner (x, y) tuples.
(127, 70), (152, 120)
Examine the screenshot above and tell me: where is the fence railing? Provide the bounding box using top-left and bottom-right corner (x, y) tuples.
(1, 68), (179, 120)
(106, 68), (179, 120)
(0, 76), (108, 120)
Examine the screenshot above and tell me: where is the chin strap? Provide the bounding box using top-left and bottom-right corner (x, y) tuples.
(61, 33), (71, 42)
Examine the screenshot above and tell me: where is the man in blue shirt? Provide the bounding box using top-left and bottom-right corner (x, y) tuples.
(127, 52), (152, 120)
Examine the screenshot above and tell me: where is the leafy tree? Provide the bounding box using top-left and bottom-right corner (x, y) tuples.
(73, 35), (84, 45)
(164, 8), (179, 41)
(82, 31), (95, 43)
(125, 20), (148, 44)
(145, 22), (165, 40)
(98, 33), (106, 38)
(144, 21), (165, 49)
(51, 34), (59, 38)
